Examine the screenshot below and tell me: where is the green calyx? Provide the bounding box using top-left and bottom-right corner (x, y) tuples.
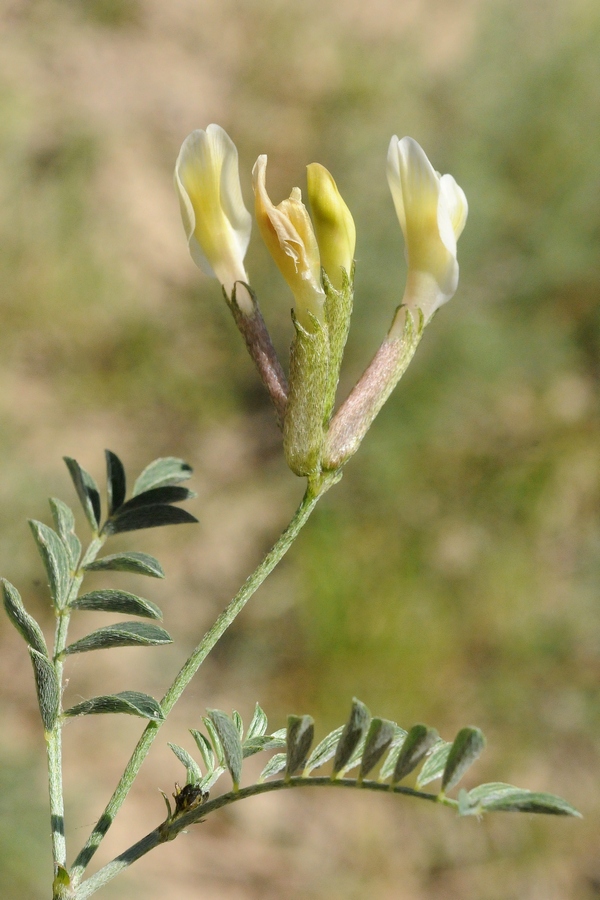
(283, 266), (354, 478)
(283, 312), (330, 477)
(322, 265), (354, 426)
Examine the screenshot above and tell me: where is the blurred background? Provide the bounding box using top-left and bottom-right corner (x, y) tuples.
(1, 0), (599, 896)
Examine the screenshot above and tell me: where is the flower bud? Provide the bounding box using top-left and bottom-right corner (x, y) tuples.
(252, 155), (325, 331)
(306, 163), (356, 290)
(175, 125), (252, 308)
(386, 136), (467, 329)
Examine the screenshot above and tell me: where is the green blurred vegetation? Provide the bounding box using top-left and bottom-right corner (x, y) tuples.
(1, 0), (599, 897)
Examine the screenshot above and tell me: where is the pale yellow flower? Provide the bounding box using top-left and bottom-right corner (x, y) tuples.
(252, 155), (325, 330)
(175, 125), (252, 305)
(306, 163), (356, 290)
(387, 136), (467, 326)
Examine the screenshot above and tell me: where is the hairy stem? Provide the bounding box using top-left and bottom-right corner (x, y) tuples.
(70, 472), (339, 885)
(48, 536), (105, 897)
(47, 609), (69, 872)
(74, 776), (450, 899)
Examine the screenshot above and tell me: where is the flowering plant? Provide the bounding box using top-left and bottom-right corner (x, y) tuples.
(3, 125), (579, 900)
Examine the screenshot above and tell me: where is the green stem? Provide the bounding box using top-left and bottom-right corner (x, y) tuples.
(74, 776), (449, 899)
(70, 473), (338, 885)
(47, 609), (69, 871)
(48, 536), (105, 897)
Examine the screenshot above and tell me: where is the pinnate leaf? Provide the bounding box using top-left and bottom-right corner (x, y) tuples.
(2, 579), (48, 656)
(49, 498), (81, 568)
(260, 752), (287, 781)
(84, 551), (165, 578)
(378, 726), (409, 781)
(332, 698), (371, 777)
(105, 450), (126, 515)
(304, 726), (344, 775)
(118, 486), (196, 511)
(245, 703), (268, 741)
(29, 648), (60, 731)
(201, 767), (226, 792)
(232, 710), (244, 741)
(133, 458), (193, 496)
(441, 727), (486, 792)
(242, 734), (287, 758)
(64, 457), (101, 531)
(168, 743), (203, 785)
(391, 724), (439, 784)
(29, 520), (71, 609)
(286, 715), (315, 778)
(416, 740), (452, 788)
(63, 621), (171, 654)
(190, 730), (215, 773)
(359, 718), (396, 780)
(64, 691), (164, 721)
(207, 710), (243, 788)
(460, 783), (581, 817)
(103, 505), (198, 535)
(70, 589), (162, 619)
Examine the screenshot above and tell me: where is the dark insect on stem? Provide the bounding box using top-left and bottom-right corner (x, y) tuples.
(173, 783), (209, 815)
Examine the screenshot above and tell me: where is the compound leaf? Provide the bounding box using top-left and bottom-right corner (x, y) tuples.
(460, 783), (581, 817)
(359, 718), (396, 780)
(207, 710), (243, 789)
(260, 752), (287, 781)
(105, 450), (127, 515)
(168, 743), (203, 785)
(245, 703), (268, 741)
(190, 729), (215, 772)
(442, 727), (486, 792)
(64, 457), (101, 531)
(49, 498), (81, 568)
(286, 715), (314, 778)
(242, 734), (287, 758)
(118, 486), (196, 512)
(378, 726), (409, 781)
(70, 589), (162, 619)
(416, 740), (452, 789)
(133, 458), (193, 496)
(391, 724), (439, 784)
(304, 726), (344, 775)
(64, 691), (163, 721)
(104, 505), (198, 535)
(2, 579), (48, 656)
(29, 520), (71, 609)
(332, 698), (371, 777)
(84, 551), (164, 578)
(63, 621), (171, 654)
(29, 648), (59, 731)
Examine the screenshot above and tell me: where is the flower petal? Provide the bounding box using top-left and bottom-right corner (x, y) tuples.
(253, 155), (325, 328)
(307, 162), (356, 290)
(175, 125), (251, 298)
(439, 174), (468, 241)
(387, 135), (467, 323)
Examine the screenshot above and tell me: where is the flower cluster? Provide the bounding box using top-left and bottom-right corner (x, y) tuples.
(175, 125), (467, 483)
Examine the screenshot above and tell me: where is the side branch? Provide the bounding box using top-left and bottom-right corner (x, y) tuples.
(74, 777), (444, 899)
(70, 475), (336, 884)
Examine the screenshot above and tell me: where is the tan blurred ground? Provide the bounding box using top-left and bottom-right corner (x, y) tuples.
(1, 0), (599, 897)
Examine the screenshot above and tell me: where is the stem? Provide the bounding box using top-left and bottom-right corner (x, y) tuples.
(47, 536), (105, 896)
(70, 473), (338, 885)
(47, 609), (69, 870)
(74, 777), (450, 899)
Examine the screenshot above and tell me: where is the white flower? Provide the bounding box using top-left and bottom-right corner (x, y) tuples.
(175, 125), (252, 305)
(387, 136), (467, 325)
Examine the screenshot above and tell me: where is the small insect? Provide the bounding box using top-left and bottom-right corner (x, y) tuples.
(172, 782), (209, 815)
